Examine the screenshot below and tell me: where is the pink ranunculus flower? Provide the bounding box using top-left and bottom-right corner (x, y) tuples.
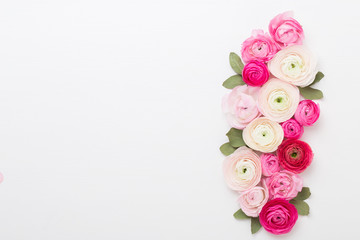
(259, 199), (298, 235)
(223, 146), (262, 192)
(242, 60), (270, 86)
(238, 185), (269, 217)
(260, 153), (280, 177)
(265, 170), (303, 200)
(269, 11), (304, 48)
(281, 119), (304, 139)
(241, 29), (279, 63)
(294, 100), (320, 126)
(222, 85), (261, 130)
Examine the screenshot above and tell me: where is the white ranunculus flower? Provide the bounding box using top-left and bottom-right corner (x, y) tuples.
(243, 117), (284, 153)
(258, 78), (300, 122)
(268, 45), (317, 87)
(223, 146), (262, 192)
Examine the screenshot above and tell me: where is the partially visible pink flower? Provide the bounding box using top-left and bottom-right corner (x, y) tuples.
(241, 29), (279, 63)
(260, 154), (280, 177)
(294, 100), (320, 126)
(265, 170), (303, 200)
(222, 85), (261, 129)
(259, 199), (298, 235)
(238, 186), (269, 217)
(281, 119), (304, 139)
(269, 11), (304, 48)
(242, 60), (269, 86)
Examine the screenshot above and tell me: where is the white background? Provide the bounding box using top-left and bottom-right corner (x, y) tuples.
(0, 0), (359, 239)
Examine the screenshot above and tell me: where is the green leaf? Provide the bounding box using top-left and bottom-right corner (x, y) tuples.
(229, 52), (244, 74)
(220, 142), (237, 156)
(251, 217), (262, 234)
(233, 208), (249, 219)
(226, 128), (245, 148)
(294, 187), (311, 200)
(290, 199), (310, 215)
(310, 71), (324, 86)
(299, 86), (323, 100)
(222, 75), (245, 89)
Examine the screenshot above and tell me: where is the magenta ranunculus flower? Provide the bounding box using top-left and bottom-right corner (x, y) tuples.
(260, 153), (280, 177)
(242, 60), (270, 86)
(259, 198), (298, 235)
(277, 139), (313, 174)
(265, 170), (303, 200)
(294, 100), (320, 126)
(281, 119), (304, 139)
(269, 11), (304, 49)
(241, 29), (279, 63)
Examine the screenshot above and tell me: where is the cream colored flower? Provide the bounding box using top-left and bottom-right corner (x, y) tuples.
(268, 45), (317, 87)
(258, 78), (300, 122)
(243, 117), (284, 153)
(223, 146), (262, 192)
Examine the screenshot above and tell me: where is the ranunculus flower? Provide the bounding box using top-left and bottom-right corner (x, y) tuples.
(242, 60), (270, 86)
(294, 100), (320, 126)
(261, 153), (280, 176)
(265, 170), (303, 200)
(277, 139), (313, 174)
(241, 29), (279, 63)
(222, 85), (261, 129)
(238, 186), (269, 217)
(259, 198), (298, 235)
(243, 117), (284, 153)
(269, 11), (304, 48)
(223, 146), (262, 192)
(268, 45), (317, 87)
(258, 78), (300, 122)
(281, 119), (304, 139)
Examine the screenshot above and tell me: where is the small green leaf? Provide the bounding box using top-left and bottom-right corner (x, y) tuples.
(220, 142), (237, 156)
(222, 75), (245, 89)
(299, 86), (323, 100)
(310, 71), (324, 86)
(226, 128), (245, 148)
(251, 217), (262, 234)
(229, 52), (244, 74)
(233, 209), (249, 219)
(290, 199), (310, 215)
(294, 187), (311, 200)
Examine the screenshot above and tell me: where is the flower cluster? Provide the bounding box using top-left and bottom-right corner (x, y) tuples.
(220, 11), (324, 235)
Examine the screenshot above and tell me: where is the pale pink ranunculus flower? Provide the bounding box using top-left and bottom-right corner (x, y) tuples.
(241, 29), (279, 63)
(268, 45), (317, 87)
(238, 185), (269, 217)
(223, 146), (262, 192)
(258, 78), (300, 122)
(265, 170), (303, 200)
(269, 11), (304, 49)
(222, 85), (261, 130)
(260, 153), (280, 177)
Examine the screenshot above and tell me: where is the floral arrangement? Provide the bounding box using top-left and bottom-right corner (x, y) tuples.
(220, 11), (323, 235)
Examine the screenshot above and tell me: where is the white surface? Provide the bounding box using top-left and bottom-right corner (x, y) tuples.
(0, 0), (359, 239)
